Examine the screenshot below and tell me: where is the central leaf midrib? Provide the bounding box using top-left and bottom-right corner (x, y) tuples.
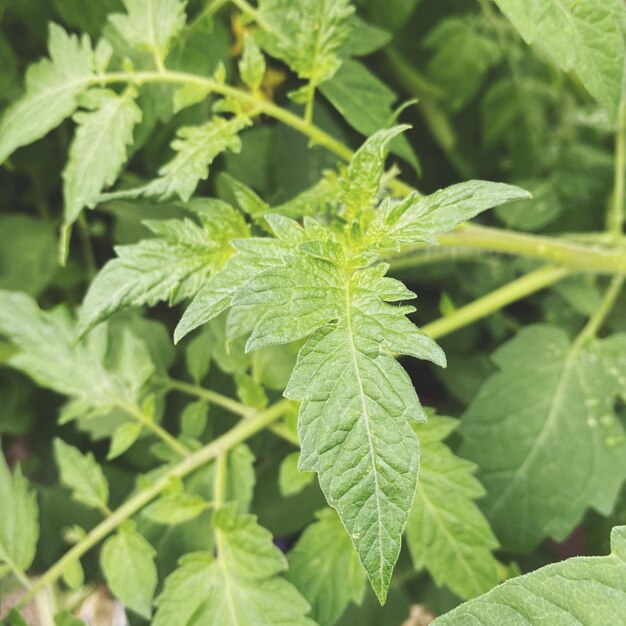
(343, 268), (384, 582)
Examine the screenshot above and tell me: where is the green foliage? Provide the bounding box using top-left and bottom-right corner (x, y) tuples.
(153, 505), (315, 625)
(0, 455), (39, 576)
(460, 325), (626, 552)
(435, 525), (626, 625)
(407, 416), (499, 599)
(2, 0), (626, 623)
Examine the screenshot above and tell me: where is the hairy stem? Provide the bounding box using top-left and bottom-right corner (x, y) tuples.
(422, 265), (568, 340)
(15, 399), (291, 610)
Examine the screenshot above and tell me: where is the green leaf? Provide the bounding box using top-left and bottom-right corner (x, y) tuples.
(424, 16), (501, 111)
(0, 291), (154, 418)
(62, 87), (142, 232)
(0, 454), (39, 574)
(406, 416), (499, 599)
(107, 421), (142, 459)
(143, 493), (210, 525)
(288, 508), (366, 626)
(232, 222), (446, 602)
(54, 439), (109, 511)
(101, 524), (157, 619)
(78, 200), (249, 336)
(340, 125), (409, 221)
(0, 215), (57, 296)
(319, 59), (419, 171)
(109, 0), (186, 61)
(96, 115), (250, 202)
(0, 24), (94, 164)
(460, 326), (626, 551)
(239, 33), (265, 91)
(153, 506), (315, 625)
(493, 0), (626, 121)
(434, 525), (626, 625)
(257, 0), (354, 86)
(368, 180), (531, 248)
(61, 557), (85, 590)
(279, 452), (315, 497)
(180, 400), (209, 438)
(54, 610), (86, 626)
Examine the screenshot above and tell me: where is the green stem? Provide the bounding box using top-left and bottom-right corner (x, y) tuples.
(574, 275), (625, 347)
(609, 100), (626, 238)
(391, 223), (626, 273)
(422, 265), (569, 340)
(214, 452), (228, 508)
(304, 83), (315, 125)
(186, 0), (230, 32)
(118, 402), (191, 457)
(4, 556), (33, 590)
(162, 378), (254, 417)
(16, 399), (291, 610)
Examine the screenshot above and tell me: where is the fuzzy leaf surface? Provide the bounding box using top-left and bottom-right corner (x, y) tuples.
(78, 201), (248, 335)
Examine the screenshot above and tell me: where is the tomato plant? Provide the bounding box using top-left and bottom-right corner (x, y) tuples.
(1, 1), (626, 624)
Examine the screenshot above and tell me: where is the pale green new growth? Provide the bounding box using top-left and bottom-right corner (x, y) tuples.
(54, 439), (110, 512)
(78, 200), (249, 336)
(493, 0), (626, 121)
(153, 506), (315, 625)
(62, 88), (142, 234)
(407, 416), (499, 599)
(461, 326), (626, 551)
(288, 508), (366, 626)
(435, 525), (626, 625)
(0, 455), (39, 577)
(239, 34), (266, 91)
(0, 24), (94, 164)
(101, 524), (158, 619)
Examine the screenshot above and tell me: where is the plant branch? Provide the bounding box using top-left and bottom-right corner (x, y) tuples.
(15, 399), (291, 610)
(391, 223), (626, 274)
(609, 100), (626, 238)
(574, 275), (625, 347)
(422, 265), (569, 340)
(117, 402), (191, 457)
(162, 378), (254, 417)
